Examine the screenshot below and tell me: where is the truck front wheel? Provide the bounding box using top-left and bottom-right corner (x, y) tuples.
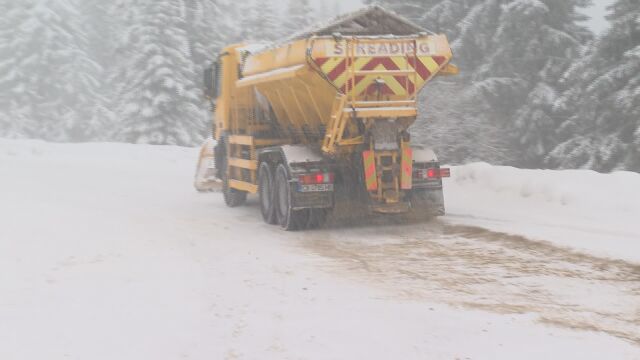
(222, 175), (247, 207)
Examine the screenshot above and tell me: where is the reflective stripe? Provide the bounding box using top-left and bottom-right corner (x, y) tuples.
(362, 150), (378, 191)
(400, 147), (413, 190)
(315, 56), (446, 96)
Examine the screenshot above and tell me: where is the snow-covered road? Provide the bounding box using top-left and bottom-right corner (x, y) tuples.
(1, 140), (639, 359)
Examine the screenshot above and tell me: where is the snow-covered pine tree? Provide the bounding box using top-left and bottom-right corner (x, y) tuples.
(450, 1), (500, 72)
(0, 0), (103, 141)
(421, 0), (471, 38)
(103, 0), (144, 141)
(282, 0), (314, 37)
(256, 0), (282, 41)
(513, 0), (591, 168)
(0, 2), (29, 138)
(236, 2), (255, 42)
(113, 0), (206, 146)
(75, 0), (117, 141)
(413, 81), (513, 164)
(185, 0), (229, 65)
(547, 0), (640, 172)
(239, 0), (281, 42)
(366, 0), (475, 39)
(184, 0), (230, 118)
(467, 0), (592, 168)
(80, 0), (117, 68)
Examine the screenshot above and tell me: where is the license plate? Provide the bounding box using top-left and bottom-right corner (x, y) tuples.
(298, 184), (334, 192)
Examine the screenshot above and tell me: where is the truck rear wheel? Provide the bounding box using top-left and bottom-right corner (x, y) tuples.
(274, 164), (307, 231)
(258, 162), (277, 224)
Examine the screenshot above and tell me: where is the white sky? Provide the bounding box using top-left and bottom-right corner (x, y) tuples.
(582, 0), (615, 33)
(308, 0), (616, 34)
(332, 0), (363, 12)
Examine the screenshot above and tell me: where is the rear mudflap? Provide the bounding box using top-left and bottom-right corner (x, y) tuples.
(411, 188), (445, 216)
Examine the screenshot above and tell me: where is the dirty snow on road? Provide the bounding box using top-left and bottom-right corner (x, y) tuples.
(1, 139), (639, 359)
(306, 222), (640, 346)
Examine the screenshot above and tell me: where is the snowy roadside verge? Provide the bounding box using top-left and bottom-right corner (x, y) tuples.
(444, 163), (640, 264)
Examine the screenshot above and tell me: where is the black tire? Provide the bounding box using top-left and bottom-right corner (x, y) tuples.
(222, 175), (247, 207)
(219, 137), (247, 207)
(258, 162), (277, 224)
(274, 164), (308, 231)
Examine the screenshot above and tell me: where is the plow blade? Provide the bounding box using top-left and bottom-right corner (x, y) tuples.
(194, 138), (223, 193)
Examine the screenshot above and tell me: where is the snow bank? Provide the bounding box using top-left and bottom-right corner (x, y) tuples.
(445, 163), (640, 263)
(450, 162), (640, 213)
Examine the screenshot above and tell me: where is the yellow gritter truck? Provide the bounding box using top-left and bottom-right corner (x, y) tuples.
(196, 6), (458, 230)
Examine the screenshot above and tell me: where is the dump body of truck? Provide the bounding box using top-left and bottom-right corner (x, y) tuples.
(198, 6), (456, 230)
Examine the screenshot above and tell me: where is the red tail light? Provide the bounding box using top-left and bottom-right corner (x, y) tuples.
(299, 172), (334, 185)
(423, 168), (451, 179)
